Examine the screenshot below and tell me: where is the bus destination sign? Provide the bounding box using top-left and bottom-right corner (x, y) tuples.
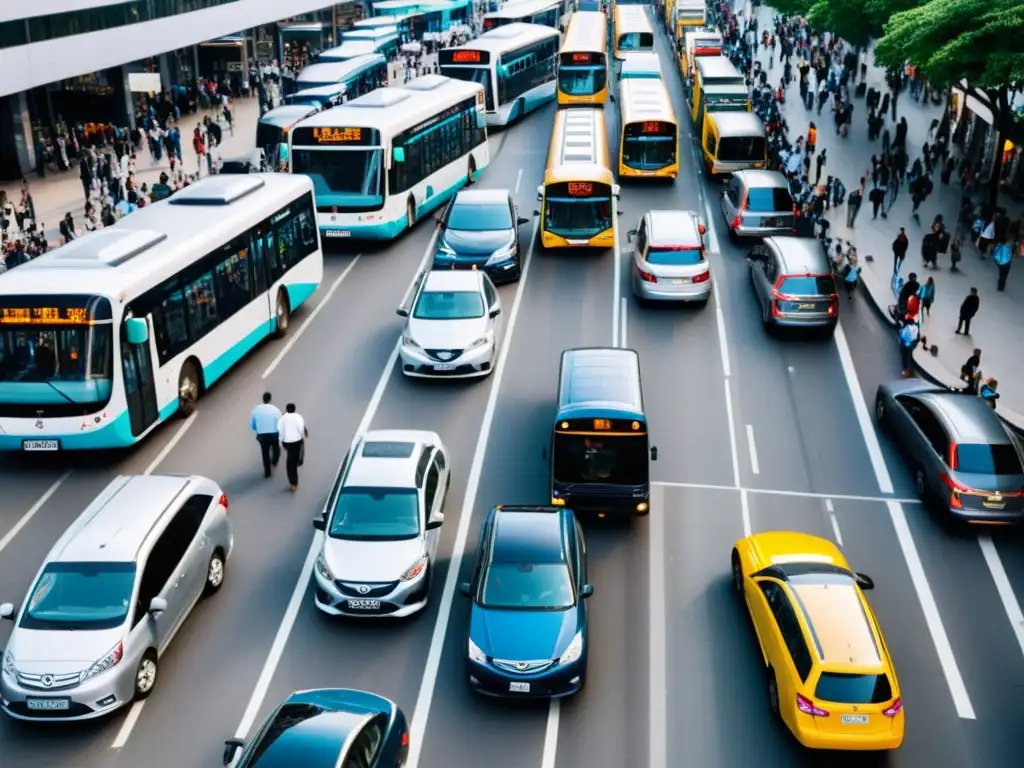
(440, 49), (490, 66)
(0, 306), (90, 325)
(311, 127), (363, 144)
(567, 182), (593, 197)
(556, 418), (646, 434)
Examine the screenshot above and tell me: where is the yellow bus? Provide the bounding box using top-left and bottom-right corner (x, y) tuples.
(681, 29), (723, 80)
(688, 55), (746, 125)
(672, 0), (706, 42)
(557, 11), (609, 106)
(613, 5), (654, 60)
(700, 111), (768, 177)
(537, 108), (618, 249)
(618, 78), (679, 179)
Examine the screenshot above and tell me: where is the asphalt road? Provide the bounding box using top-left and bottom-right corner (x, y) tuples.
(2, 14), (1024, 768)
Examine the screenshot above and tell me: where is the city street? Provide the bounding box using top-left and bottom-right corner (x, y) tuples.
(1, 8), (1023, 768)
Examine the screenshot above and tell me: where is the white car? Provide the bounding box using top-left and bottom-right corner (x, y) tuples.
(312, 430), (450, 618)
(398, 270), (502, 378)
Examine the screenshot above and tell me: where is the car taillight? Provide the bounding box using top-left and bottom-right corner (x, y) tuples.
(827, 302), (836, 316)
(692, 270), (710, 284)
(731, 214), (742, 230)
(882, 697), (903, 717)
(218, 492), (229, 513)
(940, 473), (970, 508)
(401, 731), (410, 747)
(796, 693), (829, 717)
(637, 266), (656, 283)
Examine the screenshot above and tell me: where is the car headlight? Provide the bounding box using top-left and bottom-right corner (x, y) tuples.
(2, 650), (15, 677)
(399, 556), (428, 581)
(438, 242), (456, 256)
(466, 335), (490, 351)
(401, 333), (421, 350)
(314, 552), (333, 581)
(79, 641), (123, 683)
(468, 638), (487, 664)
(558, 631), (583, 665)
(484, 241), (516, 266)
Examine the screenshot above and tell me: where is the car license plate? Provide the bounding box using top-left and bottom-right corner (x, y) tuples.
(22, 439), (59, 451)
(797, 303), (815, 310)
(669, 278), (690, 285)
(433, 363), (456, 371)
(324, 229), (350, 238)
(346, 599), (381, 611)
(509, 682), (530, 693)
(985, 494), (1005, 508)
(840, 714), (869, 725)
(764, 217), (781, 227)
(26, 697), (70, 711)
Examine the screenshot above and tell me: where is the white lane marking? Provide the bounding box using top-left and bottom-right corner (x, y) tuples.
(0, 471), (72, 556)
(702, 198), (720, 254)
(722, 379), (741, 488)
(740, 488), (752, 536)
(142, 412), (198, 476)
(977, 535), (1024, 662)
(232, 234), (437, 742)
(111, 701), (145, 749)
(648, 483), (667, 768)
(620, 297), (628, 349)
(261, 255), (362, 379)
(612, 196), (622, 348)
(651, 480), (920, 505)
(825, 498), (834, 512)
(744, 424), (759, 475)
(887, 500), (975, 719)
(540, 699), (560, 768)
(515, 167), (523, 195)
(829, 517), (843, 548)
(406, 219), (541, 768)
(714, 300), (731, 377)
(833, 324), (894, 494)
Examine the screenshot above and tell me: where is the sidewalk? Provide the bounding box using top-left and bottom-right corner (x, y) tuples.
(752, 6), (1024, 432)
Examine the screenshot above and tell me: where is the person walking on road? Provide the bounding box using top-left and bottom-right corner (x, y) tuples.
(278, 403), (308, 492)
(892, 228), (909, 274)
(250, 391), (282, 478)
(993, 241), (1013, 291)
(955, 287), (980, 335)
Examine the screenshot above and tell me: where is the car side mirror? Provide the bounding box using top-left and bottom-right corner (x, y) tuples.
(396, 307), (409, 317)
(223, 737), (245, 765)
(626, 228), (637, 241)
(581, 584), (594, 598)
(459, 581), (471, 597)
(517, 217), (529, 226)
(312, 516), (326, 531)
(854, 572), (875, 590)
(489, 307), (501, 318)
(148, 596), (168, 615)
(0, 602), (14, 620)
(650, 446), (658, 461)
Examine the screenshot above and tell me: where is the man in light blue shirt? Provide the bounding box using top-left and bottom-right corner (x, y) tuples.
(250, 391), (282, 478)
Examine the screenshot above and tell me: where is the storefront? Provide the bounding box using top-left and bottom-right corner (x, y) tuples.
(949, 84), (999, 184)
(198, 36), (250, 93)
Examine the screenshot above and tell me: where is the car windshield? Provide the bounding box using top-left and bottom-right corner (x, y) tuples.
(815, 673), (893, 704)
(646, 246), (704, 266)
(746, 187), (793, 212)
(413, 290), (484, 320)
(19, 561), (135, 630)
(955, 443), (1024, 475)
(480, 562), (574, 609)
(329, 487), (420, 541)
(448, 202), (512, 231)
(553, 433), (649, 486)
(779, 275), (836, 296)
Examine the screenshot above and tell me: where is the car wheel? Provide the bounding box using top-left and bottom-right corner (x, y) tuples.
(204, 548), (226, 596)
(731, 549), (743, 596)
(273, 289), (290, 338)
(914, 466), (928, 500)
(134, 651), (158, 701)
(875, 394), (886, 425)
(177, 361), (200, 417)
(767, 671), (779, 716)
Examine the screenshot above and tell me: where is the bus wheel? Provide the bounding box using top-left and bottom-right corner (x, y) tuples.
(273, 289), (290, 339)
(406, 199), (416, 230)
(467, 157), (476, 186)
(178, 361), (200, 417)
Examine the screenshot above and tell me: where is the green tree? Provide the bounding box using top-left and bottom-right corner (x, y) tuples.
(766, 0), (813, 17)
(874, 0), (1024, 205)
(807, 0), (877, 47)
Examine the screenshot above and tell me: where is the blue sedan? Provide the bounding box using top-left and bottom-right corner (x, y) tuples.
(459, 505), (593, 698)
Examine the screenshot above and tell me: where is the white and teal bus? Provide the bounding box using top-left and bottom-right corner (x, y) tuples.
(289, 74), (490, 241)
(482, 0), (570, 32)
(342, 26), (402, 59)
(439, 23), (560, 127)
(0, 174), (323, 451)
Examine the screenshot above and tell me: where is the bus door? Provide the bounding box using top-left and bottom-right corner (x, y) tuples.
(248, 225), (272, 320)
(121, 317), (159, 436)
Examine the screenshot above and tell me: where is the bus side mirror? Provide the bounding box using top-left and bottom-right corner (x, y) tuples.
(125, 317), (149, 345)
(536, 184), (544, 202)
(650, 446), (658, 461)
(393, 147), (405, 163)
(626, 229), (637, 241)
(612, 184), (621, 200)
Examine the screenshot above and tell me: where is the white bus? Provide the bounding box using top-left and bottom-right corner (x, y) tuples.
(319, 40), (381, 63)
(483, 0), (570, 33)
(439, 23), (560, 127)
(342, 26), (402, 59)
(0, 175), (323, 451)
(289, 74), (490, 240)
(293, 55), (389, 95)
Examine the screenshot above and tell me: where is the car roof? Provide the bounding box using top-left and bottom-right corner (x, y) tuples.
(345, 429), (436, 488)
(647, 209), (701, 246)
(453, 188), (512, 206)
(709, 110), (764, 135)
(422, 270), (484, 292)
(734, 169), (789, 189)
(790, 582), (883, 668)
(916, 391), (1013, 443)
(490, 508), (565, 564)
(764, 236), (831, 276)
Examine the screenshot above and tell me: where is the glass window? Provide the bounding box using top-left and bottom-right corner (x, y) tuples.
(447, 202), (512, 231)
(746, 187), (793, 212)
(153, 286), (190, 363)
(954, 443), (1024, 475)
(718, 136), (766, 163)
(341, 716), (385, 768)
(183, 271), (219, 339)
(622, 134), (676, 170)
(19, 561), (136, 630)
(480, 562), (575, 609)
(558, 63), (607, 96)
(815, 673), (893, 704)
(619, 32), (654, 51)
(329, 487), (421, 541)
(440, 66), (493, 111)
(646, 247), (704, 266)
(778, 275), (836, 296)
(292, 149), (383, 210)
(552, 434), (648, 485)
(413, 290), (485, 320)
(0, 326), (110, 383)
(212, 237), (253, 320)
(0, 19), (29, 48)
(544, 197), (612, 238)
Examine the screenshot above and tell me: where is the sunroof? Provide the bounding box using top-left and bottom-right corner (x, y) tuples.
(362, 441), (415, 458)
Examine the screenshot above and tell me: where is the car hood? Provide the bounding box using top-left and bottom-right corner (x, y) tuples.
(470, 605), (579, 661)
(322, 536), (425, 582)
(406, 316), (488, 350)
(9, 625), (124, 666)
(440, 227), (514, 256)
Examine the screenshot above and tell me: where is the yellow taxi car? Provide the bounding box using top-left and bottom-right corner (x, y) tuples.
(731, 531), (904, 751)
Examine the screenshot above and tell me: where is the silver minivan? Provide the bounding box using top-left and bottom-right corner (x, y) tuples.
(0, 474), (233, 721)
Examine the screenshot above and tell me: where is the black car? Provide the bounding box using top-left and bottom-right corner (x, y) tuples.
(434, 189), (529, 284)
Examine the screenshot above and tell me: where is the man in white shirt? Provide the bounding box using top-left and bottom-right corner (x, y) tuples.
(277, 403), (308, 492)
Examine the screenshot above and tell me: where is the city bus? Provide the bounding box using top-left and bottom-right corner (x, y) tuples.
(483, 0), (568, 33)
(613, 6), (654, 60)
(291, 54), (389, 101)
(617, 78), (679, 179)
(318, 40), (380, 63)
(286, 83), (350, 109)
(439, 24), (559, 127)
(557, 11), (609, 106)
(681, 29), (723, 79)
(352, 13), (414, 37)
(256, 105), (321, 172)
(0, 174), (322, 451)
(535, 107), (618, 249)
(289, 74), (489, 240)
(342, 26), (402, 60)
(550, 347), (655, 517)
(672, 0), (705, 42)
(372, 0), (470, 33)
(689, 55), (746, 126)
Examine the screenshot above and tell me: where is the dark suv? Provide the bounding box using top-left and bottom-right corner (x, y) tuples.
(433, 189), (529, 284)
(747, 236), (838, 335)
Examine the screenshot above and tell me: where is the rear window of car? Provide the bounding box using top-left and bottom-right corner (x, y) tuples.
(815, 673), (893, 704)
(646, 246), (704, 266)
(746, 187), (793, 213)
(954, 443), (1024, 475)
(779, 275), (835, 295)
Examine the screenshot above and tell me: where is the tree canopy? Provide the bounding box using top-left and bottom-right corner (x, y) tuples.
(807, 0), (876, 46)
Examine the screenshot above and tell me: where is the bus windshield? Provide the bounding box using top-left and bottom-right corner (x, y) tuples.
(553, 433), (648, 486)
(718, 135), (766, 163)
(558, 64), (607, 96)
(440, 66), (494, 111)
(622, 132), (675, 170)
(544, 186), (612, 239)
(292, 148), (383, 207)
(0, 327), (113, 405)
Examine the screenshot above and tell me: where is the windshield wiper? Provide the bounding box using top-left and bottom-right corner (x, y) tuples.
(42, 379), (80, 406)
